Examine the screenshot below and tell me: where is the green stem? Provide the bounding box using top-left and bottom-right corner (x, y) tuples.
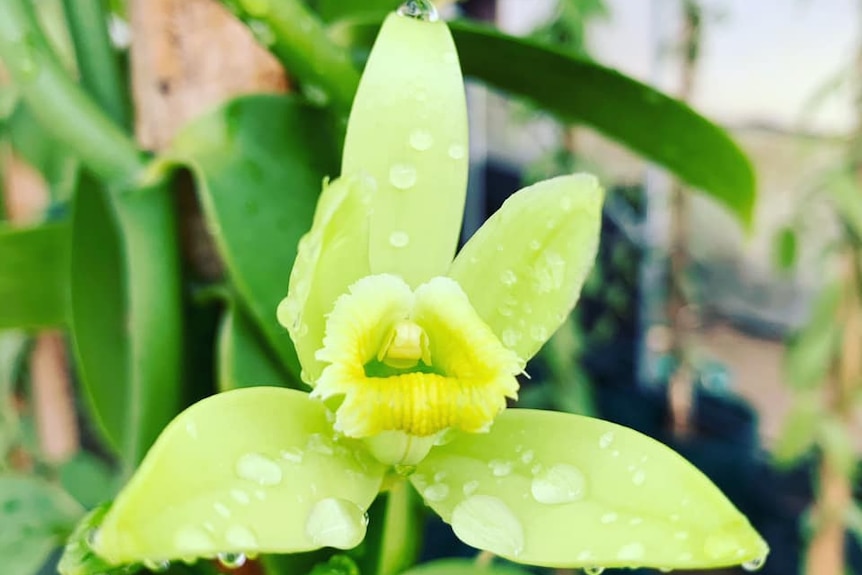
(223, 0), (360, 112)
(0, 0), (142, 184)
(61, 0), (131, 129)
(377, 480), (421, 575)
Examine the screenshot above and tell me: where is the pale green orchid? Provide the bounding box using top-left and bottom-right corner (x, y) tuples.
(80, 4), (768, 573)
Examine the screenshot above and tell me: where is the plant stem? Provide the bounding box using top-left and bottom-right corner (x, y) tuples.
(60, 0), (131, 129)
(222, 0), (360, 112)
(0, 0), (143, 185)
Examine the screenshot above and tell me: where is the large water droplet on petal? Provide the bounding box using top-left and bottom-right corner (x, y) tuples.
(742, 555), (767, 572)
(451, 495), (524, 557)
(584, 567), (604, 575)
(397, 0), (439, 22)
(598, 431), (614, 449)
(235, 453), (283, 486)
(306, 498), (368, 549)
(530, 464), (586, 504)
(488, 459), (513, 477)
(423, 483), (450, 502)
(217, 552), (247, 569)
(409, 130), (434, 151)
(389, 163), (418, 190)
(389, 231), (410, 248)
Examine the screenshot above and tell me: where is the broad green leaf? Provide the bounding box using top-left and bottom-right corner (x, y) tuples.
(0, 474), (83, 575)
(0, 221), (70, 329)
(400, 559), (531, 575)
(59, 452), (118, 509)
(772, 397), (821, 466)
(772, 226), (797, 271)
(333, 20), (755, 226)
(785, 282), (842, 390)
(94, 388), (386, 565)
(169, 95), (339, 384)
(217, 304), (294, 391)
(449, 175), (602, 361)
(342, 13), (469, 287)
(70, 178), (184, 465)
(412, 409), (768, 569)
(58, 504), (128, 575)
(313, 0), (401, 22)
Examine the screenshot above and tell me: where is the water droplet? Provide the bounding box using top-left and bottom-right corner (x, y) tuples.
(434, 471), (449, 482)
(306, 433), (334, 455)
(598, 431), (614, 449)
(520, 449), (534, 464)
(530, 464), (586, 504)
(584, 567), (604, 575)
(600, 512), (618, 524)
(304, 84), (330, 106)
(280, 447), (304, 463)
(742, 556), (767, 572)
(502, 329), (521, 348)
(306, 498), (368, 549)
(217, 552), (247, 569)
(423, 483), (450, 502)
(532, 252), (566, 293)
(488, 459), (513, 477)
(174, 526), (215, 554)
(226, 524), (258, 548)
(397, 0), (439, 22)
(463, 480), (479, 496)
(529, 325), (548, 342)
(389, 231), (410, 248)
(448, 144), (466, 160)
(143, 559), (170, 572)
(236, 453), (283, 486)
(451, 495), (524, 557)
(185, 421), (198, 439)
(500, 270), (517, 286)
(214, 502), (232, 518)
(230, 489), (250, 505)
(632, 470), (646, 486)
(617, 542), (645, 561)
(389, 163), (417, 190)
(409, 130), (434, 151)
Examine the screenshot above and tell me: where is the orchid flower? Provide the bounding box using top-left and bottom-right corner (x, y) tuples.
(77, 3), (768, 573)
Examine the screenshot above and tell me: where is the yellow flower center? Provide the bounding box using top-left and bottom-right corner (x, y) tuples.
(311, 274), (523, 442)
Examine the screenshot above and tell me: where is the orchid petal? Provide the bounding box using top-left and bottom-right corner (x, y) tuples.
(342, 12), (469, 287)
(412, 409), (767, 570)
(449, 174), (602, 361)
(94, 388), (385, 565)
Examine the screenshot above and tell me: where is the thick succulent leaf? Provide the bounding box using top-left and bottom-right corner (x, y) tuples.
(217, 304), (295, 391)
(169, 95), (339, 383)
(0, 221), (69, 329)
(411, 409), (768, 570)
(70, 179), (184, 465)
(333, 20), (755, 226)
(449, 175), (602, 362)
(94, 388), (386, 565)
(342, 13), (469, 287)
(0, 474), (83, 575)
(276, 175), (374, 385)
(400, 559), (531, 575)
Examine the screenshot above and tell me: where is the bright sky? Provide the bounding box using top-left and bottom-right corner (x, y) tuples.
(498, 0), (858, 134)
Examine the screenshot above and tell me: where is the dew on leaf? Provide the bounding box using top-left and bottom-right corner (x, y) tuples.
(306, 498), (368, 549)
(462, 480), (479, 496)
(598, 431), (614, 449)
(742, 555), (767, 572)
(389, 231), (410, 248)
(451, 495), (524, 557)
(584, 567), (604, 575)
(488, 459), (513, 477)
(143, 559), (170, 572)
(530, 464), (586, 504)
(280, 447), (304, 463)
(397, 0), (439, 22)
(423, 483), (450, 502)
(632, 469), (646, 486)
(225, 524), (258, 548)
(389, 163), (418, 190)
(409, 130), (434, 151)
(617, 542), (645, 561)
(448, 144), (466, 160)
(174, 525), (215, 554)
(235, 453), (283, 486)
(217, 552), (247, 569)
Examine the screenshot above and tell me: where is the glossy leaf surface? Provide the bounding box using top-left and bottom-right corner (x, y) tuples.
(0, 221), (69, 329)
(94, 388), (386, 564)
(449, 175), (602, 361)
(342, 13), (469, 287)
(412, 409), (767, 569)
(334, 20), (755, 225)
(170, 95), (339, 382)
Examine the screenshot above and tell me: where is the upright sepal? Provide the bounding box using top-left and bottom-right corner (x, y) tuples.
(93, 388), (386, 565)
(411, 409), (767, 570)
(449, 174), (603, 361)
(342, 12), (469, 287)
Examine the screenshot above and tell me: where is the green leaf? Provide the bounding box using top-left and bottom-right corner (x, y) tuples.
(59, 452), (118, 509)
(400, 559), (531, 575)
(342, 13), (469, 287)
(94, 387), (386, 565)
(785, 282), (842, 391)
(825, 169), (862, 240)
(0, 221), (70, 329)
(412, 409), (768, 569)
(69, 178), (184, 465)
(449, 175), (603, 362)
(333, 20), (756, 226)
(217, 304), (295, 391)
(313, 0), (401, 22)
(772, 226), (797, 271)
(817, 417), (857, 477)
(0, 474), (84, 575)
(168, 95), (339, 384)
(772, 396), (821, 466)
(0, 332), (27, 459)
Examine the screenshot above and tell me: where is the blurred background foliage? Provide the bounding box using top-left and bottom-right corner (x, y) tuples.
(0, 0), (859, 575)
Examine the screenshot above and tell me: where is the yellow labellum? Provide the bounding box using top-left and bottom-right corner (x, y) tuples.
(312, 274), (522, 438)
